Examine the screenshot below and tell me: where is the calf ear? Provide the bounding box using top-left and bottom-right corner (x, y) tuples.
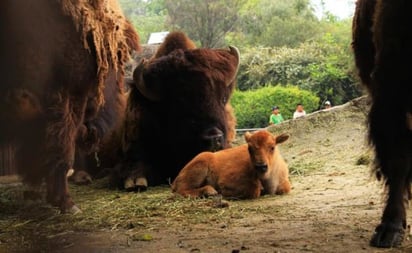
(275, 133), (289, 144)
(244, 132), (252, 143)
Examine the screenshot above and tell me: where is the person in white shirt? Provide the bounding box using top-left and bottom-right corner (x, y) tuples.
(293, 103), (306, 119)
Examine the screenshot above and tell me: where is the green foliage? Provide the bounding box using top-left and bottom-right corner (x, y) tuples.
(164, 0), (246, 48)
(237, 45), (319, 91)
(236, 30), (361, 105)
(231, 86), (319, 128)
(231, 0), (321, 48)
(119, 0), (168, 43)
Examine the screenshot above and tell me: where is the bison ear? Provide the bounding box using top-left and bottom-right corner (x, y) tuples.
(132, 59), (162, 101)
(244, 131), (252, 143)
(275, 133), (289, 144)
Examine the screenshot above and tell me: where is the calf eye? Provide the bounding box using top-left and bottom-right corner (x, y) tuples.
(270, 146), (275, 152)
(222, 96), (227, 104)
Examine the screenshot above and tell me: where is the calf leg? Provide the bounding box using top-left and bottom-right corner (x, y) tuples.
(171, 157), (218, 197)
(178, 185), (219, 198)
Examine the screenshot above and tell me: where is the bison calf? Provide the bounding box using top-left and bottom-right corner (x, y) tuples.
(172, 130), (291, 199)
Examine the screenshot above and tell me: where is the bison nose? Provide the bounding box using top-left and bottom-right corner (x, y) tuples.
(202, 127), (224, 152)
(255, 163), (268, 173)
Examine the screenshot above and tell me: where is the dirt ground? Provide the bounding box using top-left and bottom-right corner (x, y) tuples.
(1, 96), (412, 253)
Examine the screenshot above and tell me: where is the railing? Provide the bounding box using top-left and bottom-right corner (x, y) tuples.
(235, 128), (265, 134)
(0, 143), (16, 176)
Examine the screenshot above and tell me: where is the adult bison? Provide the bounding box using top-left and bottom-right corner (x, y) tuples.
(352, 0), (412, 248)
(0, 0), (139, 212)
(112, 32), (239, 191)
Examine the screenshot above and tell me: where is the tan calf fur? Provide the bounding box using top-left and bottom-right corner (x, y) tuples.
(172, 130), (291, 199)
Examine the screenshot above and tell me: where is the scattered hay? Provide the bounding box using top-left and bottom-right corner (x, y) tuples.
(0, 176), (285, 251)
(356, 152), (372, 166)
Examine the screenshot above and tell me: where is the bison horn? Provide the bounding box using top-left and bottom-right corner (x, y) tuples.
(228, 46), (240, 86)
(133, 59), (161, 101)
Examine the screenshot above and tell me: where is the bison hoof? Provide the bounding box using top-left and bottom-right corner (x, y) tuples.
(124, 177), (148, 192)
(69, 170), (93, 185)
(370, 222), (405, 248)
(69, 205), (82, 215)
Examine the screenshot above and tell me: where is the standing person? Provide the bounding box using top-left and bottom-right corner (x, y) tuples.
(269, 106), (284, 125)
(324, 100), (332, 109)
(293, 103), (306, 119)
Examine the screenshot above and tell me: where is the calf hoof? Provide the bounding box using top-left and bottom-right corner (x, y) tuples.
(124, 177), (148, 192)
(370, 222), (405, 248)
(201, 186), (219, 197)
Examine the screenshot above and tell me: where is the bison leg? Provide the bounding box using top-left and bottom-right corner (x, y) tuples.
(369, 105), (412, 247)
(124, 162), (149, 192)
(370, 158), (411, 248)
(44, 94), (87, 213)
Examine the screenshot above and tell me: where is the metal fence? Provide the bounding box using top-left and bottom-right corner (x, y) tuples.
(0, 143), (16, 176)
(235, 128), (265, 134)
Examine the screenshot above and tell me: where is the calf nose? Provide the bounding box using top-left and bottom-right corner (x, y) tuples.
(255, 163), (268, 173)
(202, 127), (224, 151)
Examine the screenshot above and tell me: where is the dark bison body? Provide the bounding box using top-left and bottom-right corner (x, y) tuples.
(0, 0), (139, 212)
(112, 32), (239, 190)
(353, 0), (412, 248)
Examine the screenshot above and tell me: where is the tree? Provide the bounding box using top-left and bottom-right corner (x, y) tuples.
(165, 0), (246, 48)
(119, 0), (168, 43)
(235, 0), (321, 47)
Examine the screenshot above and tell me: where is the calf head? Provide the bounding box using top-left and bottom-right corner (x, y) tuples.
(131, 32), (240, 158)
(245, 131), (289, 174)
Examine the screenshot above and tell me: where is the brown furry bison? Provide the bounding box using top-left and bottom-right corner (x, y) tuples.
(172, 130), (291, 199)
(0, 0), (139, 212)
(112, 31), (239, 191)
(352, 0), (412, 247)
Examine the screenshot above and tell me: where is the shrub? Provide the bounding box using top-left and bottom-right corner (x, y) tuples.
(231, 86), (319, 128)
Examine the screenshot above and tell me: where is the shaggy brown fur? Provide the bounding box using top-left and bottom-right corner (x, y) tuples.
(112, 31), (239, 191)
(60, 0), (140, 105)
(0, 0), (139, 212)
(352, 0), (412, 248)
(153, 31), (196, 59)
(172, 130), (291, 199)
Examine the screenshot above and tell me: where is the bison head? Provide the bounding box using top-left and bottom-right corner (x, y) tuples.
(245, 131), (289, 174)
(132, 46), (239, 152)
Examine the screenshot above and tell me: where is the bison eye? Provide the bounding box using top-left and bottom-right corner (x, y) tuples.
(222, 96), (227, 104)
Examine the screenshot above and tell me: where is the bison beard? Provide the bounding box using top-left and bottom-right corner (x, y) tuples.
(352, 0), (412, 248)
(111, 32), (240, 191)
(0, 0), (139, 212)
